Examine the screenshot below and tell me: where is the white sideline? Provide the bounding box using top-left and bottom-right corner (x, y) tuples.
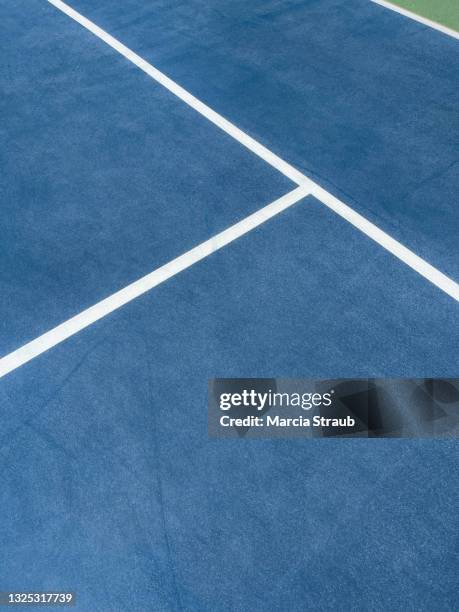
(371, 0), (459, 40)
(0, 187), (310, 379)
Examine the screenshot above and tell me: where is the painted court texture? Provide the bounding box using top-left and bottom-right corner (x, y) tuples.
(0, 1), (458, 610)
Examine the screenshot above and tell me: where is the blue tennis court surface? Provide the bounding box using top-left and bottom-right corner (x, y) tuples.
(1, 0), (458, 610)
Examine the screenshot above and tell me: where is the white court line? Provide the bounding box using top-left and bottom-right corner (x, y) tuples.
(1, 1), (458, 379)
(0, 187), (310, 379)
(307, 183), (459, 302)
(371, 0), (459, 40)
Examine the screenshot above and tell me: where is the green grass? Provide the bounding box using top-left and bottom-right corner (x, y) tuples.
(389, 0), (459, 32)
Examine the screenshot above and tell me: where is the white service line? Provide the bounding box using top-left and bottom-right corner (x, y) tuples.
(0, 186), (310, 379)
(371, 0), (459, 40)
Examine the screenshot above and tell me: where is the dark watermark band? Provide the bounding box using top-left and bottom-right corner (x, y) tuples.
(208, 379), (459, 438)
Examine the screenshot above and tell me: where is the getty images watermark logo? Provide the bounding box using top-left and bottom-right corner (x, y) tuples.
(213, 384), (358, 433)
(219, 388), (334, 411)
(209, 378), (459, 438)
(208, 379), (362, 437)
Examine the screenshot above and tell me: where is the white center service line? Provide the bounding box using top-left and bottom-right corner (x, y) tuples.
(371, 0), (459, 40)
(0, 187), (310, 379)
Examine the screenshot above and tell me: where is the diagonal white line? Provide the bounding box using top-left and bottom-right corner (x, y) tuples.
(371, 0), (459, 40)
(0, 186), (310, 379)
(307, 183), (459, 302)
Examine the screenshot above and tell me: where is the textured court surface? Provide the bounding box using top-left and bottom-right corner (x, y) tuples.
(1, 1), (458, 610)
